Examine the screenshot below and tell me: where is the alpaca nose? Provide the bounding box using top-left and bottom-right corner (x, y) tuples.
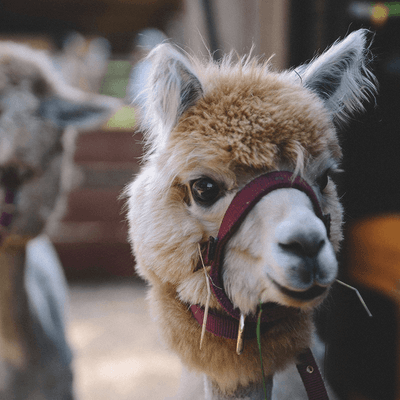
(275, 211), (329, 284)
(279, 235), (325, 259)
(278, 233), (326, 285)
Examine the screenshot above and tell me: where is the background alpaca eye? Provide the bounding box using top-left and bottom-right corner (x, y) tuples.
(0, 166), (34, 189)
(191, 177), (221, 206)
(316, 170), (329, 191)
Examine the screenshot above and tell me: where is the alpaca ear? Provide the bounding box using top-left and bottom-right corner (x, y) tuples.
(136, 43), (203, 153)
(38, 95), (120, 130)
(295, 29), (377, 123)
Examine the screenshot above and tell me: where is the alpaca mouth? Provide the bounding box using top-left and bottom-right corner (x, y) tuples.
(272, 280), (328, 301)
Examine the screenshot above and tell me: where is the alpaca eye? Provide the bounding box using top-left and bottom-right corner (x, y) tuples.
(0, 166), (22, 189)
(0, 166), (34, 189)
(316, 170), (329, 191)
(191, 177), (221, 206)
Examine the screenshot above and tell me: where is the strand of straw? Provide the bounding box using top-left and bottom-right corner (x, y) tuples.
(198, 244), (211, 349)
(336, 279), (373, 317)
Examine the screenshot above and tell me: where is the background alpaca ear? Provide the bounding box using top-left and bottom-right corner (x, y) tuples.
(295, 29), (377, 123)
(135, 43), (203, 154)
(38, 94), (120, 130)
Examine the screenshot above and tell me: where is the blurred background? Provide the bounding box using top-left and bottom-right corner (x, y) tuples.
(0, 0), (399, 399)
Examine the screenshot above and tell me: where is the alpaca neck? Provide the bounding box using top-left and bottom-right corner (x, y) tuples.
(0, 235), (33, 368)
(204, 375), (273, 400)
(151, 282), (312, 395)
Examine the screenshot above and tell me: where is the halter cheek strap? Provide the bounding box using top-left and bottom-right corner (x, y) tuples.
(190, 171), (331, 400)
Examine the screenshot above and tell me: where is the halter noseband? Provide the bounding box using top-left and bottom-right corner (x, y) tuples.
(191, 170), (331, 399)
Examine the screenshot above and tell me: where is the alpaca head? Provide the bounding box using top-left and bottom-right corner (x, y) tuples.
(0, 42), (119, 239)
(126, 30), (376, 319)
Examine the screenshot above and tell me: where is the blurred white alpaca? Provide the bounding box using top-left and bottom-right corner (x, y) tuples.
(0, 41), (120, 399)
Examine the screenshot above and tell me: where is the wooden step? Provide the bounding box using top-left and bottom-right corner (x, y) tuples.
(51, 221), (129, 243)
(78, 162), (139, 188)
(55, 242), (135, 279)
(62, 188), (125, 222)
(74, 130), (143, 163)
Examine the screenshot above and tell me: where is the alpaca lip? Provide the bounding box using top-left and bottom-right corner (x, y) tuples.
(272, 279), (328, 301)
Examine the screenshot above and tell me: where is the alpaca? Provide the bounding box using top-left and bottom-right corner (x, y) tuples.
(125, 29), (376, 399)
(0, 42), (120, 399)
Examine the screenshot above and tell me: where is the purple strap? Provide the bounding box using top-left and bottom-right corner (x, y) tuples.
(5, 189), (15, 205)
(0, 212), (13, 227)
(205, 171), (329, 322)
(296, 348), (330, 400)
(210, 172), (325, 249)
(191, 304), (242, 339)
(190, 303), (286, 339)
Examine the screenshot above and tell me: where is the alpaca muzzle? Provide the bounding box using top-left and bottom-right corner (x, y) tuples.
(197, 170), (331, 322)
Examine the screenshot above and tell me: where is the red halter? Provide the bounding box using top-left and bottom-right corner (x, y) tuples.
(191, 170), (331, 399)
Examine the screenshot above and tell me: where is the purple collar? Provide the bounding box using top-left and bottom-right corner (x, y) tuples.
(190, 302), (294, 340)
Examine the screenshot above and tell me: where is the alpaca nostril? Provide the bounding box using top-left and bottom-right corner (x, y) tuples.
(279, 238), (325, 258)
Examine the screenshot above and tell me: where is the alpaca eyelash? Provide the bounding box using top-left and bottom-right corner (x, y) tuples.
(326, 168), (344, 185)
(328, 167), (344, 178)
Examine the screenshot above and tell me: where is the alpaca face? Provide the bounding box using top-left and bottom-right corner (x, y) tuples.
(0, 43), (119, 237)
(166, 81), (342, 314)
(0, 72), (64, 236)
(127, 30), (376, 317)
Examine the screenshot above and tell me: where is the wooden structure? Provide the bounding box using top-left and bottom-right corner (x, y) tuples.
(51, 126), (143, 278)
(0, 0), (182, 53)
